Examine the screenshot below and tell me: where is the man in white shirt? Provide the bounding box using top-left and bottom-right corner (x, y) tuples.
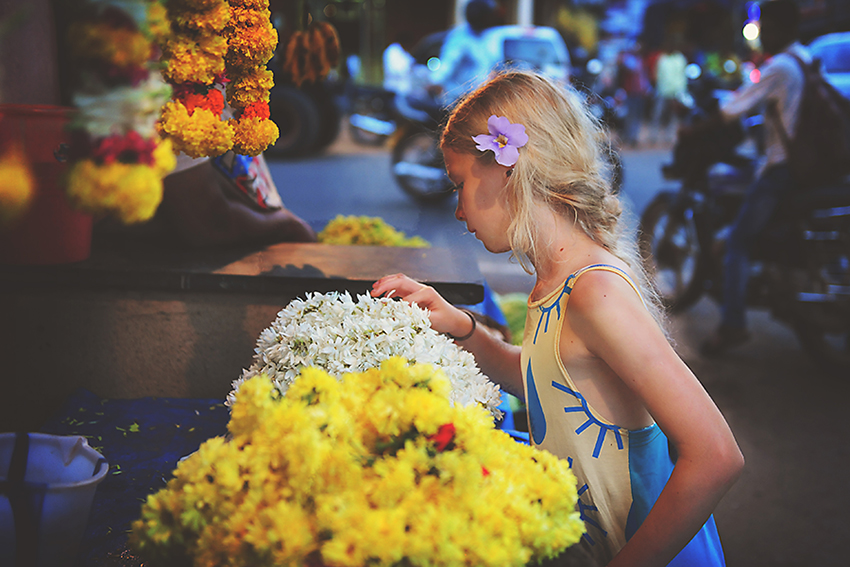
(428, 0), (499, 106)
(702, 0), (808, 355)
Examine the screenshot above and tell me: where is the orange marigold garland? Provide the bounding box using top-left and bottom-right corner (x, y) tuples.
(223, 0), (278, 155)
(65, 0), (175, 225)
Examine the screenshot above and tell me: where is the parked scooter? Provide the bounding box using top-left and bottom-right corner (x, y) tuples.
(638, 86), (850, 372)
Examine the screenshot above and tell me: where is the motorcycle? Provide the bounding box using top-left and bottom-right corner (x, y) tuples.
(638, 87), (850, 372)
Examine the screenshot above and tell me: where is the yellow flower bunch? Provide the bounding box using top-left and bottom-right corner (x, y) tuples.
(131, 358), (584, 566)
(318, 215), (431, 248)
(66, 139), (177, 224)
(0, 144), (35, 227)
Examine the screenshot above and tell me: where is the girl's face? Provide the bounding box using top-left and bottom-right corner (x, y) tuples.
(444, 148), (513, 254)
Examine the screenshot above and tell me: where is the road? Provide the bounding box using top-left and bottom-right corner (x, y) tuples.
(266, 130), (849, 567)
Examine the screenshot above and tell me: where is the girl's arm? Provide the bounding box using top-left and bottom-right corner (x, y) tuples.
(567, 271), (744, 567)
(371, 274), (525, 399)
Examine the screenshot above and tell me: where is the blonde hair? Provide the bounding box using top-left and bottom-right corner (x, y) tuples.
(441, 70), (667, 328)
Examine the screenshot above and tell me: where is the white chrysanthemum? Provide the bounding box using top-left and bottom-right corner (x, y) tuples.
(228, 291), (503, 418)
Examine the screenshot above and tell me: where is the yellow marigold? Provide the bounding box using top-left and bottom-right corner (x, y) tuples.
(161, 33), (227, 84)
(228, 0), (269, 9)
(169, 1), (230, 33)
(159, 100), (233, 158)
(69, 22), (152, 68)
(175, 0), (223, 10)
(0, 144), (35, 227)
(230, 116), (277, 156)
(146, 1), (171, 44)
(318, 215), (431, 248)
(152, 138), (177, 176)
(224, 7), (277, 73)
(225, 67), (273, 110)
(66, 160), (163, 224)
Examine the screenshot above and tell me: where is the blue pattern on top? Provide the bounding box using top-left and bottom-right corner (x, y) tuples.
(525, 360), (547, 444)
(551, 381), (624, 459)
(532, 281), (571, 344)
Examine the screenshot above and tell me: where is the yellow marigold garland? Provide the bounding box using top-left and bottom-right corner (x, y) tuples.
(130, 358), (585, 566)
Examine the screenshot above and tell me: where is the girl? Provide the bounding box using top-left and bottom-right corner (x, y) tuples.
(372, 71), (743, 567)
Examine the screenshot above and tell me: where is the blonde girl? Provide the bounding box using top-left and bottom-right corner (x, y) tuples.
(372, 71), (743, 567)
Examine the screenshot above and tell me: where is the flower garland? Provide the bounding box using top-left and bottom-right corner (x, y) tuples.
(157, 0), (278, 157)
(131, 359), (585, 566)
(318, 215), (430, 248)
(229, 291), (503, 418)
(65, 0), (175, 224)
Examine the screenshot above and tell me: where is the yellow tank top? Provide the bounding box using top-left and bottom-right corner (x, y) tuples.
(520, 264), (725, 566)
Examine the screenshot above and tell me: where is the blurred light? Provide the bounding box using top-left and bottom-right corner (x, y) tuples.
(427, 57), (441, 72)
(586, 58), (603, 75)
(747, 2), (761, 21)
(723, 59), (738, 74)
(323, 4), (337, 17)
(743, 21), (760, 41)
(749, 68), (761, 83)
(685, 63), (702, 80)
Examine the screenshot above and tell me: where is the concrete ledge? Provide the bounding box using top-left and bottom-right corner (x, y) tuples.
(0, 238), (484, 431)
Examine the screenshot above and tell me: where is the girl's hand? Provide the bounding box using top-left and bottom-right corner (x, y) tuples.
(371, 274), (474, 339)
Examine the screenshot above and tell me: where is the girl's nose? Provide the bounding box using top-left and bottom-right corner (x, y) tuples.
(454, 200), (464, 222)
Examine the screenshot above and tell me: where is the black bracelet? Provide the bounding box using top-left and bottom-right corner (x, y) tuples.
(447, 308), (476, 341)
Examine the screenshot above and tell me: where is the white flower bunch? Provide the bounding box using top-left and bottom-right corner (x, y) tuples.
(228, 291), (504, 418)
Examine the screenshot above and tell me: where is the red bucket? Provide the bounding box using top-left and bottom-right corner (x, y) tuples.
(0, 104), (92, 265)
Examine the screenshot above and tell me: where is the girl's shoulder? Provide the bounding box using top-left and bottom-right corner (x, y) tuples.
(565, 263), (646, 319)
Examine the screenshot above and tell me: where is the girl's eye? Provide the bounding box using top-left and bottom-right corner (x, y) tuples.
(453, 183), (464, 193)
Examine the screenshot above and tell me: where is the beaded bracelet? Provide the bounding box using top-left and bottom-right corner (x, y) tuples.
(446, 308), (477, 341)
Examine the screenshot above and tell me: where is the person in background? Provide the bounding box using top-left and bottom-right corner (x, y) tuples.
(427, 0), (500, 106)
(372, 70), (743, 566)
(648, 39), (688, 145)
(701, 0), (808, 355)
(617, 41), (651, 147)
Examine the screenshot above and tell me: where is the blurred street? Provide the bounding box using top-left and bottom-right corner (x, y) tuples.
(266, 126), (850, 567)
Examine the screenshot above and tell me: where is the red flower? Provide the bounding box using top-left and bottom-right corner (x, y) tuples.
(91, 131), (156, 165)
(428, 423), (455, 452)
(482, 466), (490, 477)
(240, 101), (270, 121)
(179, 88), (225, 117)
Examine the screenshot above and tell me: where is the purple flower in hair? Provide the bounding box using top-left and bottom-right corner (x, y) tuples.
(471, 115), (529, 167)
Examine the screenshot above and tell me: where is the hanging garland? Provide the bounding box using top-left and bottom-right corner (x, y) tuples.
(64, 0), (176, 225)
(223, 0), (279, 155)
(157, 0), (278, 157)
(280, 8), (341, 88)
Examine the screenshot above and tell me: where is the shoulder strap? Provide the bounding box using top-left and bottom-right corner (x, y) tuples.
(565, 264), (646, 307)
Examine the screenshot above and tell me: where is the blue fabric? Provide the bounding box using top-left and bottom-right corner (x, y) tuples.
(38, 389), (230, 566)
(721, 164), (795, 329)
(625, 426), (726, 566)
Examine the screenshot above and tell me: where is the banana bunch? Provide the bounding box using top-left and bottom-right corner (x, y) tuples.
(281, 20), (340, 87)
